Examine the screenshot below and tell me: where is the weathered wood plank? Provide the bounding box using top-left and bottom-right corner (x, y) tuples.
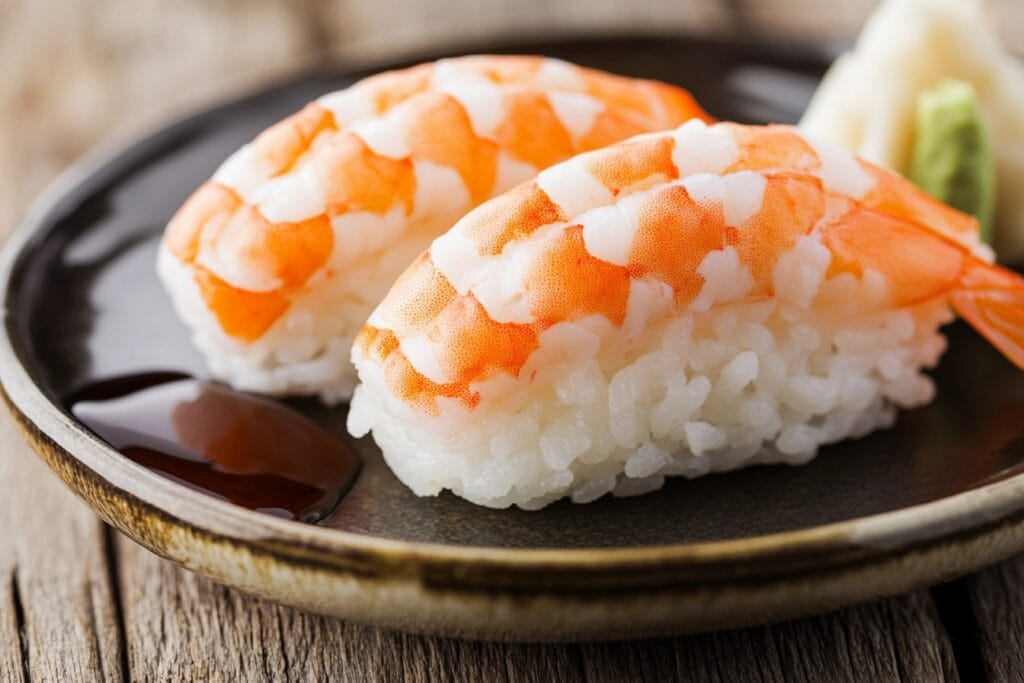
(117, 535), (340, 680)
(333, 0), (1024, 64)
(332, 0), (736, 62)
(672, 591), (957, 682)
(0, 0), (318, 235)
(118, 531), (959, 682)
(0, 561), (26, 683)
(394, 633), (517, 682)
(0, 415), (125, 681)
(964, 556), (1024, 682)
(580, 639), (679, 682)
(117, 535), (588, 681)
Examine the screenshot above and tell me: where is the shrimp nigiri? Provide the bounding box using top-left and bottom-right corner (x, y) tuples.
(348, 119), (1024, 510)
(157, 56), (710, 402)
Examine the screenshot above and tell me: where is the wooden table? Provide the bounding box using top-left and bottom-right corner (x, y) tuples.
(3, 1), (1024, 679)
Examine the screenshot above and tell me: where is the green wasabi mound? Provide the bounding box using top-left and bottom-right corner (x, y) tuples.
(910, 79), (996, 243)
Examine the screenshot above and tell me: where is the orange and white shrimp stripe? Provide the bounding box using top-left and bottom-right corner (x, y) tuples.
(354, 120), (1024, 415)
(161, 56), (710, 343)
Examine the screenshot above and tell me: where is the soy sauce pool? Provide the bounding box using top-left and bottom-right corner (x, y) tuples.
(69, 374), (361, 522)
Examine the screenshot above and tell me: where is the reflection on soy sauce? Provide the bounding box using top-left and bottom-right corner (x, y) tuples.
(68, 373), (361, 522)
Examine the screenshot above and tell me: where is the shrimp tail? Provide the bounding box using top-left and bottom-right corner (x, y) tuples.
(950, 257), (1024, 370)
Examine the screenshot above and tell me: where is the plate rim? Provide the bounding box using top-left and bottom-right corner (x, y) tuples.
(4, 41), (1024, 592)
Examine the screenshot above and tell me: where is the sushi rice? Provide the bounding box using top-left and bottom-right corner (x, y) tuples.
(348, 229), (950, 509)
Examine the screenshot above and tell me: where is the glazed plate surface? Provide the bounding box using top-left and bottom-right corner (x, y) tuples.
(5, 37), (1024, 640)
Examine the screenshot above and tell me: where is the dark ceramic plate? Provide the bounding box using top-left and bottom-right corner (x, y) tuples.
(5, 36), (1024, 641)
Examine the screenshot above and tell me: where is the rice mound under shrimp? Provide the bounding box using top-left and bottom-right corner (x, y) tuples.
(157, 56), (709, 403)
(348, 120), (1024, 509)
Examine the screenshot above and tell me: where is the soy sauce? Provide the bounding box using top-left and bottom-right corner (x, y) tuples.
(68, 374), (361, 522)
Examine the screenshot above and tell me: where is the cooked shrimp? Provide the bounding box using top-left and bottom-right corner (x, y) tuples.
(353, 120), (1022, 417)
(157, 56), (710, 402)
(349, 120), (1024, 508)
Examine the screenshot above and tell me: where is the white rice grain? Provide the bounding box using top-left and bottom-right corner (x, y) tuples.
(349, 232), (951, 509)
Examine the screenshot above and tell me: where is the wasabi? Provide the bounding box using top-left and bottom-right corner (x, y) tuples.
(910, 80), (995, 242)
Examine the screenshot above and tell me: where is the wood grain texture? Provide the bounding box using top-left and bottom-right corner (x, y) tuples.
(0, 0), (1020, 680)
(330, 0), (1023, 62)
(671, 592), (958, 682)
(0, 415), (123, 682)
(0, 559), (26, 682)
(0, 0), (317, 233)
(117, 530), (961, 682)
(965, 557), (1024, 682)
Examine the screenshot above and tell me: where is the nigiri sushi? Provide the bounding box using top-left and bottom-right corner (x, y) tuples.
(157, 56), (710, 403)
(348, 119), (1024, 510)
